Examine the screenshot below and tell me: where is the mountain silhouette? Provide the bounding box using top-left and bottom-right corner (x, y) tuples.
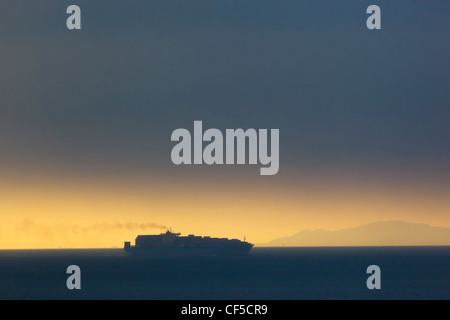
(262, 221), (450, 246)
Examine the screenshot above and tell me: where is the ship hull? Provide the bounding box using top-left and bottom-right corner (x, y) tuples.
(124, 245), (253, 256)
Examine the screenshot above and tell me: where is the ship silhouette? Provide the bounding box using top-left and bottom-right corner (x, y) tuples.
(124, 229), (253, 256)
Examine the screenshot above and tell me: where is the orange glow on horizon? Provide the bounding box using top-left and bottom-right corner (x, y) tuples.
(0, 169), (449, 249)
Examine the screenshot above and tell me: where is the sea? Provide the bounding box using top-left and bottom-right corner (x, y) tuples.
(0, 247), (449, 300)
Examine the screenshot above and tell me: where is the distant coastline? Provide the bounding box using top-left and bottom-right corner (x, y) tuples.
(259, 221), (450, 247)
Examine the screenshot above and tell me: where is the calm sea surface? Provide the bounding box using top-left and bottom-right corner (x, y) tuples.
(0, 247), (449, 299)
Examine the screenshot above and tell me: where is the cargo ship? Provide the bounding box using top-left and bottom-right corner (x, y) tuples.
(124, 229), (253, 255)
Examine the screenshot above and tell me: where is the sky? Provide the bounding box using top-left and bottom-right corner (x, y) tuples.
(0, 1), (449, 248)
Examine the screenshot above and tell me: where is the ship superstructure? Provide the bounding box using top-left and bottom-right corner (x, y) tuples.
(124, 230), (253, 255)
